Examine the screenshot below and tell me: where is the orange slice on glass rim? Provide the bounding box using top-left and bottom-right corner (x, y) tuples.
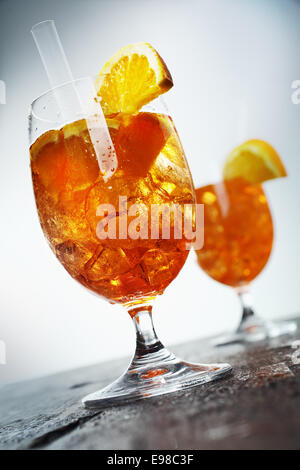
(222, 139), (287, 184)
(95, 42), (173, 115)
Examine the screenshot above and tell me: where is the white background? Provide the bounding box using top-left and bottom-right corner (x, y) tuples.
(0, 0), (300, 385)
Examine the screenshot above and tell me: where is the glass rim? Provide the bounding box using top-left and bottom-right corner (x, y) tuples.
(30, 75), (98, 104)
(29, 75), (106, 123)
(29, 75), (167, 124)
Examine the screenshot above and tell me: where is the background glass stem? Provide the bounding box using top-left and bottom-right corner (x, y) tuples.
(237, 289), (256, 325)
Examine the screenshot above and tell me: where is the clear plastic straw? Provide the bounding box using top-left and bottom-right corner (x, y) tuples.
(31, 20), (74, 89)
(31, 20), (117, 180)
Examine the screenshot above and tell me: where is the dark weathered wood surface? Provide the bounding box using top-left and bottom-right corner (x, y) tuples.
(1, 316), (300, 450)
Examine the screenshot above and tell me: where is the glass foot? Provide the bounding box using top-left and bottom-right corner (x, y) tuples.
(82, 347), (232, 409)
(213, 316), (297, 346)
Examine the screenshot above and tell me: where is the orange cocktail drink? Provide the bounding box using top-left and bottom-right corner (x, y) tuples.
(30, 111), (193, 306)
(195, 177), (273, 287)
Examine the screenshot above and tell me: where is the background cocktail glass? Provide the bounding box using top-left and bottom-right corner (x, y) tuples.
(193, 125), (297, 344)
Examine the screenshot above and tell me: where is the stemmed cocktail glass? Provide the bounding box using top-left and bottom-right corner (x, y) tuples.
(29, 21), (232, 408)
(193, 124), (297, 345)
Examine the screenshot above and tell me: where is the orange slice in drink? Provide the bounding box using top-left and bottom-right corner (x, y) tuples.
(30, 122), (100, 196)
(30, 130), (68, 195)
(113, 112), (171, 178)
(95, 43), (173, 115)
(30, 129), (60, 161)
(223, 139), (287, 184)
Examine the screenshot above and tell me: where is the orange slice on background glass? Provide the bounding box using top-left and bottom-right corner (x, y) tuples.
(222, 139), (287, 184)
(95, 42), (173, 115)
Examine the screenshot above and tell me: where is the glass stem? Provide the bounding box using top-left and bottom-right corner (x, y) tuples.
(236, 288), (256, 331)
(127, 304), (173, 371)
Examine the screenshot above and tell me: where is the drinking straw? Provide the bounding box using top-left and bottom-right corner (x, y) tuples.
(31, 20), (74, 90)
(31, 20), (117, 180)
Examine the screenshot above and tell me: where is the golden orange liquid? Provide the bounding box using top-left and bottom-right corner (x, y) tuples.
(195, 178), (273, 287)
(30, 112), (194, 305)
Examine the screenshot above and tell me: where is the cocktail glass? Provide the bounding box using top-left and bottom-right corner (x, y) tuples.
(29, 77), (232, 408)
(194, 145), (296, 345)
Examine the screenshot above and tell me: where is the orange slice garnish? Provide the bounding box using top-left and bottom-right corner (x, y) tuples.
(95, 43), (173, 115)
(223, 139), (287, 184)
